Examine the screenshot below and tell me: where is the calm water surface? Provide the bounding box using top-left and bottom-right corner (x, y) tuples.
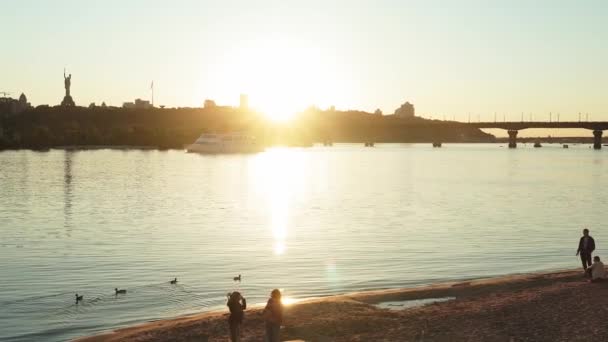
(1, 144), (607, 341)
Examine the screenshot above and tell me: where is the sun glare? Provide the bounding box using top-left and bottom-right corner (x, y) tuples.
(214, 37), (340, 122)
(280, 296), (298, 306)
(247, 43), (318, 122)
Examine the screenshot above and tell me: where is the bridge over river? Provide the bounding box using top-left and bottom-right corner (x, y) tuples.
(468, 122), (608, 149)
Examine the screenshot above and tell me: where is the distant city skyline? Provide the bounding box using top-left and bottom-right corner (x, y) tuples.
(1, 0), (607, 129)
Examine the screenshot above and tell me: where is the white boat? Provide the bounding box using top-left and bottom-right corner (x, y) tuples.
(186, 133), (264, 154)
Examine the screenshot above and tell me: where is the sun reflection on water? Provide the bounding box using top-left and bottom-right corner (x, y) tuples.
(280, 296), (298, 306)
(250, 148), (307, 256)
(274, 241), (286, 255)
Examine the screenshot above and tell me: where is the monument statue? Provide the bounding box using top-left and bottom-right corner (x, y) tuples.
(64, 70), (71, 97)
(61, 68), (75, 107)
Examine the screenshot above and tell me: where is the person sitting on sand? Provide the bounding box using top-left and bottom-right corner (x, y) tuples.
(586, 256), (606, 282)
(227, 291), (247, 342)
(263, 289), (283, 342)
(576, 228), (595, 271)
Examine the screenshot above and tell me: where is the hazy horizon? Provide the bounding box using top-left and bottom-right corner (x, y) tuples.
(2, 0), (607, 128)
(3, 3), (608, 340)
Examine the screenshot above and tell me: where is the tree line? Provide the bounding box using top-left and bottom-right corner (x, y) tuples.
(0, 106), (494, 149)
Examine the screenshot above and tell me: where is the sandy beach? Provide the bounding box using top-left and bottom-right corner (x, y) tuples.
(74, 269), (608, 342)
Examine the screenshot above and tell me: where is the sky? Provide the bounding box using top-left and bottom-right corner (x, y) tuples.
(1, 0), (607, 126)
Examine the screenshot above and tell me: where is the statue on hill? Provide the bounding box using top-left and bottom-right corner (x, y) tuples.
(61, 68), (75, 107)
(64, 70), (71, 96)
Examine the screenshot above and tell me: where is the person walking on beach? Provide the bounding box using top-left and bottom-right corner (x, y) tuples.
(586, 256), (606, 282)
(263, 289), (284, 342)
(226, 291), (247, 342)
(576, 228), (596, 271)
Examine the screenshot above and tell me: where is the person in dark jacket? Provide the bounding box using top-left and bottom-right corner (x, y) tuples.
(576, 228), (596, 271)
(263, 289), (283, 342)
(226, 291), (247, 342)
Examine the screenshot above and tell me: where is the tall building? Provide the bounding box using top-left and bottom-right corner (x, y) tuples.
(394, 101), (415, 119)
(239, 94), (248, 110)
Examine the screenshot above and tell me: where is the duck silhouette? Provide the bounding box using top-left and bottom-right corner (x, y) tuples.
(170, 278), (178, 284)
(75, 294), (83, 303)
(233, 274), (241, 282)
(115, 288), (127, 295)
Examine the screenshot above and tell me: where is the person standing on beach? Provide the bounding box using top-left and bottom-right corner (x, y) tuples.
(576, 228), (596, 271)
(263, 289), (284, 342)
(227, 291), (247, 342)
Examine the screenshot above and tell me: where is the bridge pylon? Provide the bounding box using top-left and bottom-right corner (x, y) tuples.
(593, 130), (603, 150)
(508, 130), (518, 148)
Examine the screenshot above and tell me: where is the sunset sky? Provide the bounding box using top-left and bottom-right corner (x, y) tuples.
(2, 0), (607, 123)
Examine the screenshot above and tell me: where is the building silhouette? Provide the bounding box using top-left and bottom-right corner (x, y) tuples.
(123, 98), (152, 109)
(0, 93), (31, 116)
(394, 101), (415, 119)
(239, 94), (248, 110)
(204, 99), (217, 108)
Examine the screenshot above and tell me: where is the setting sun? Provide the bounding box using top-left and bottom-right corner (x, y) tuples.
(5, 1), (608, 341)
(211, 36), (342, 121)
(241, 38), (320, 121)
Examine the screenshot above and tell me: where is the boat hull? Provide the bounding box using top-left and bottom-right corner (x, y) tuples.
(186, 144), (264, 154)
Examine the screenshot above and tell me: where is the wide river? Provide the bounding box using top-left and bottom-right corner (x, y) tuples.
(1, 144), (607, 341)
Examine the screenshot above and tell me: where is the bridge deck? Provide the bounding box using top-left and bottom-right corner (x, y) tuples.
(468, 122), (608, 130)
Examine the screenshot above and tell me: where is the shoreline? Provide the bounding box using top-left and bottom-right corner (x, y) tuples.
(75, 268), (606, 342)
(0, 141), (590, 153)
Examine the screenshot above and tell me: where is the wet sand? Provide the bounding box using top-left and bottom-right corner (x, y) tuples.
(75, 269), (608, 342)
